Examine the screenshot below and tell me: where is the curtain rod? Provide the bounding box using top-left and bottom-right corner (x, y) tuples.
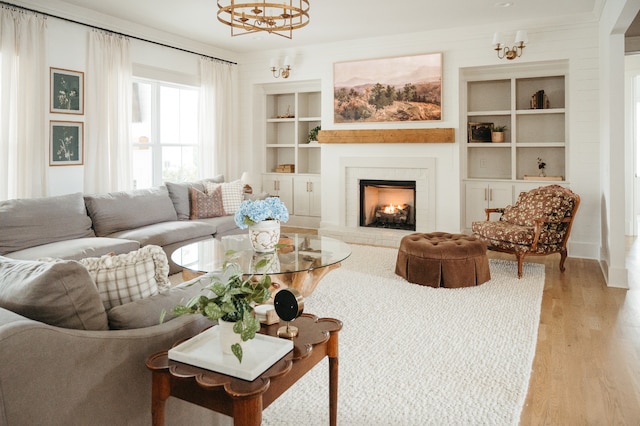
(0, 1), (237, 65)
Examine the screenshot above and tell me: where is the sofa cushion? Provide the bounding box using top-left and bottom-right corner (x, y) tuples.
(78, 245), (171, 310)
(166, 175), (225, 221)
(0, 256), (108, 330)
(0, 192), (95, 255)
(106, 274), (215, 329)
(5, 237), (140, 261)
(192, 215), (242, 236)
(189, 185), (225, 219)
(107, 220), (217, 247)
(84, 186), (178, 237)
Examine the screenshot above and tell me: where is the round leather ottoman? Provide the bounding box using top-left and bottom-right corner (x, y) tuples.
(395, 232), (491, 288)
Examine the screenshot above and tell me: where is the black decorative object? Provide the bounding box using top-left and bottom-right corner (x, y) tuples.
(274, 288), (305, 338)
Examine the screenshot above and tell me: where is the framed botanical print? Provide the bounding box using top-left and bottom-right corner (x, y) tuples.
(50, 121), (83, 166)
(50, 68), (84, 114)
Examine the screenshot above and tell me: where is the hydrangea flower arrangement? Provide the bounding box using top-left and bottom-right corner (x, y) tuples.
(234, 197), (289, 229)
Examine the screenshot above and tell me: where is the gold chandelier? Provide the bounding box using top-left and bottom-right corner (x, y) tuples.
(217, 1), (310, 39)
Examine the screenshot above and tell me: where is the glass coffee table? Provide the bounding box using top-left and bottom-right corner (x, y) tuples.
(171, 233), (351, 297)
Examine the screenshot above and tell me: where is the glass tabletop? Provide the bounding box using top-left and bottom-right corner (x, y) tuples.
(171, 233), (352, 276)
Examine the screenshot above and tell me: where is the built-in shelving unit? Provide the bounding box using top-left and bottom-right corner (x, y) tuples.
(460, 61), (569, 230)
(260, 80), (322, 226)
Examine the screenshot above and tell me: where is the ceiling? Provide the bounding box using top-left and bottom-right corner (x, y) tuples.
(12, 0), (603, 56)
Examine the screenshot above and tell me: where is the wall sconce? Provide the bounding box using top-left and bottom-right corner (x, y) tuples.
(492, 30), (527, 60)
(270, 56), (291, 78)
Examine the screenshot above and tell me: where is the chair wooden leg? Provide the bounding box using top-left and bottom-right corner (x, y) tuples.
(516, 254), (525, 279)
(559, 249), (567, 272)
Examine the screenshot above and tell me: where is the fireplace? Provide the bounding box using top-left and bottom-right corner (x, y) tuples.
(359, 179), (416, 231)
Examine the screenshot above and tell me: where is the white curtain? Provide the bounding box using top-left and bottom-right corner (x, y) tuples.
(199, 57), (239, 180)
(84, 30), (132, 194)
(0, 7), (47, 200)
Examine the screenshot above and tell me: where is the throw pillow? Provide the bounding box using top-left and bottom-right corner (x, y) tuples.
(189, 185), (225, 219)
(0, 256), (108, 330)
(107, 273), (217, 329)
(166, 175), (225, 221)
(79, 245), (171, 310)
(216, 179), (244, 214)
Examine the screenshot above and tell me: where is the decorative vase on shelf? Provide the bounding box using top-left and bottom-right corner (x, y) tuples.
(218, 318), (250, 356)
(539, 169), (546, 177)
(248, 219), (280, 252)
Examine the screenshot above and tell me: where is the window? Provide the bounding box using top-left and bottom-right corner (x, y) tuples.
(131, 78), (199, 189)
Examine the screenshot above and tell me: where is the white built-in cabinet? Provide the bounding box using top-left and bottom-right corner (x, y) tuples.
(464, 182), (513, 228)
(461, 61), (569, 231)
(259, 81), (321, 225)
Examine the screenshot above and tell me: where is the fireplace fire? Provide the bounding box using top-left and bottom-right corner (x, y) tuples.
(359, 180), (416, 231)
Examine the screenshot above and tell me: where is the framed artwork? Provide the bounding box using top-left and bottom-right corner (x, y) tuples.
(50, 68), (84, 114)
(50, 121), (83, 166)
(468, 122), (493, 143)
(333, 52), (442, 123)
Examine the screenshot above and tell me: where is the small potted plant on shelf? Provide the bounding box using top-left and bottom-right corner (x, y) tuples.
(167, 259), (273, 363)
(537, 157), (547, 177)
(307, 125), (321, 143)
(491, 125), (507, 143)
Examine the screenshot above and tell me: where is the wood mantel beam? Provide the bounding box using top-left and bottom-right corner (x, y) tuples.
(316, 128), (455, 144)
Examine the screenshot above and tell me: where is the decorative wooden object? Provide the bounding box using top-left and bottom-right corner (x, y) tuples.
(316, 128), (455, 144)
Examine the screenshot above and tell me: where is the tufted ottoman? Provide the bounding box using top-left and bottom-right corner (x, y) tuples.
(395, 232), (491, 288)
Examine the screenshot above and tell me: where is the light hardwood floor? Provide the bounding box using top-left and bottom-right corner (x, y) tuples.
(287, 228), (640, 424)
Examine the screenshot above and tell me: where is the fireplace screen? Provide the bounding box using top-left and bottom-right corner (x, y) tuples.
(359, 179), (416, 231)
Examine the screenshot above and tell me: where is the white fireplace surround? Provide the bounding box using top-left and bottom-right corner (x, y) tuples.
(320, 156), (436, 247)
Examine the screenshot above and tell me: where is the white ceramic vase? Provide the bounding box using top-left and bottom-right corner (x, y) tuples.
(248, 219), (280, 252)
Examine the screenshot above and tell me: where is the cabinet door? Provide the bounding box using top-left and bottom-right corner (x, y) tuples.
(262, 175), (293, 211)
(293, 178), (309, 216)
(293, 176), (321, 217)
(308, 177), (321, 217)
(488, 183), (513, 210)
(465, 182), (491, 229)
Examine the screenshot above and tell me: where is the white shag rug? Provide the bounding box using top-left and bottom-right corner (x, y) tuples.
(261, 244), (545, 426)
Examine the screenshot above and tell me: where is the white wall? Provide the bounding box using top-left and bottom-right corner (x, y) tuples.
(44, 17), (203, 196)
(236, 21), (603, 259)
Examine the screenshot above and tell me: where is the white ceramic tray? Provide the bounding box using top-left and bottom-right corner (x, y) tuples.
(168, 326), (293, 381)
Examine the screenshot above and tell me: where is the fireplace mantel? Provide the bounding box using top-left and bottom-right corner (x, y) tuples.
(317, 128), (454, 144)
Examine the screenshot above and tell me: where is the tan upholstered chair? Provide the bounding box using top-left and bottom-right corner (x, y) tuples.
(471, 185), (580, 278)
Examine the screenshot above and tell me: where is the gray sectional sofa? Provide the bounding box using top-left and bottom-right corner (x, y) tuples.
(0, 179), (250, 425)
(0, 177), (244, 274)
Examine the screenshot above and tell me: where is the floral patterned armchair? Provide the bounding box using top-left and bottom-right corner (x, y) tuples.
(471, 185), (580, 278)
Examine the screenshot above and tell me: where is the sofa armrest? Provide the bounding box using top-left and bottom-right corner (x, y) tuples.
(0, 309), (221, 426)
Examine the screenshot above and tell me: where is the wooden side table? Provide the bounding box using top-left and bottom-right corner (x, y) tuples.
(146, 314), (342, 426)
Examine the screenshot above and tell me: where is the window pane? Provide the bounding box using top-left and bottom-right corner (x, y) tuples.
(132, 146), (153, 189)
(180, 89), (198, 145)
(160, 86), (180, 144)
(132, 82), (152, 145)
(162, 145), (199, 183)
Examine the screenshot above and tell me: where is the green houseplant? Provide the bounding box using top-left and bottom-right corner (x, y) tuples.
(490, 124), (507, 143)
(307, 125), (321, 143)
(167, 255), (273, 362)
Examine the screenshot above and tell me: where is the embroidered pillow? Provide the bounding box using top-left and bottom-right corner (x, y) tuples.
(78, 245), (170, 310)
(189, 185), (225, 219)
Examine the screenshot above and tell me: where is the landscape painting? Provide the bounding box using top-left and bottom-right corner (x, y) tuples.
(333, 53), (442, 123)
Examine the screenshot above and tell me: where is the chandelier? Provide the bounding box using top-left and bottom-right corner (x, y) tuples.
(217, 1), (310, 39)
